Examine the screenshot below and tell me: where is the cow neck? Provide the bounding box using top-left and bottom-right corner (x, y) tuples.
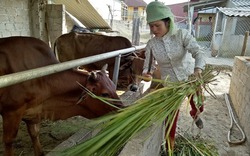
(76, 82), (87, 105)
(76, 73), (94, 105)
(44, 69), (88, 95)
(40, 70), (91, 120)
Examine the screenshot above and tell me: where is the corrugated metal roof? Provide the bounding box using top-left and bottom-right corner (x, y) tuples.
(52, 0), (111, 30)
(231, 0), (250, 8)
(217, 7), (250, 17)
(183, 0), (226, 12)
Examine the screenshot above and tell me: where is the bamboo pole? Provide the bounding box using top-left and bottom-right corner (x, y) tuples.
(241, 31), (249, 56)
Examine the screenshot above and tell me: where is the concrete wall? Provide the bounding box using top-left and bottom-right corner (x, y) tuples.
(0, 0), (53, 44)
(0, 0), (68, 47)
(229, 56), (250, 149)
(220, 34), (250, 57)
(0, 0), (31, 37)
(219, 17), (250, 58)
(46, 4), (66, 47)
(119, 123), (163, 156)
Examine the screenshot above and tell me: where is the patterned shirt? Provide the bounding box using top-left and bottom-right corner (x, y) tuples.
(143, 28), (206, 82)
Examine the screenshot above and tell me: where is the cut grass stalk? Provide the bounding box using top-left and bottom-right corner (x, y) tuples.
(61, 66), (216, 156)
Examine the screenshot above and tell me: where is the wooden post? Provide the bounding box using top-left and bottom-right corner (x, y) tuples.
(241, 31), (249, 56)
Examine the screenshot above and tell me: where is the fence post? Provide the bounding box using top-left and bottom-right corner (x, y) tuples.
(132, 17), (140, 45)
(241, 31), (249, 56)
(113, 54), (121, 89)
(188, 6), (194, 35)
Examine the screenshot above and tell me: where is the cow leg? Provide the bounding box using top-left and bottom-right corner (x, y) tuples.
(26, 122), (44, 156)
(2, 112), (23, 156)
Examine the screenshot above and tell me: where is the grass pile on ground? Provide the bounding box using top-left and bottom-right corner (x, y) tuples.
(61, 66), (217, 156)
(172, 132), (219, 156)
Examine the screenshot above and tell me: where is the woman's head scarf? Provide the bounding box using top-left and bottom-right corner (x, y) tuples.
(146, 1), (176, 35)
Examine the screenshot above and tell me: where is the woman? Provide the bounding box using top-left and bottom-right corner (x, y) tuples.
(142, 1), (206, 151)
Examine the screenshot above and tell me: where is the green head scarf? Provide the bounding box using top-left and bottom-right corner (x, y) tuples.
(146, 1), (176, 35)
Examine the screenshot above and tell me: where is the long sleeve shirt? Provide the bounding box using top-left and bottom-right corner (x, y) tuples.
(143, 28), (206, 82)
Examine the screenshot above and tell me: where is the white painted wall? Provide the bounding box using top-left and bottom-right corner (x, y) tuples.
(0, 0), (31, 37)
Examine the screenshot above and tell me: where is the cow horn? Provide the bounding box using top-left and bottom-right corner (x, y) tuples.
(90, 71), (98, 80)
(132, 52), (139, 58)
(101, 64), (109, 77)
(119, 61), (132, 71)
(125, 55), (135, 61)
(74, 67), (90, 76)
(102, 64), (108, 71)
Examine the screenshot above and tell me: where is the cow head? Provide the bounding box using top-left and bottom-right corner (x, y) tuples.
(119, 52), (145, 92)
(77, 64), (124, 117)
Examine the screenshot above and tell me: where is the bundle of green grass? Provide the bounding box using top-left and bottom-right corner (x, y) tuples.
(61, 66), (217, 156)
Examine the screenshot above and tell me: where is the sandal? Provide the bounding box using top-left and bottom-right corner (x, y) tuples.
(195, 117), (204, 129)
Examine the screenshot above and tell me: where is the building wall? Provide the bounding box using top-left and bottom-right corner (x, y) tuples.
(46, 4), (65, 47)
(219, 17), (250, 57)
(138, 7), (145, 18)
(0, 0), (54, 44)
(127, 7), (134, 21)
(229, 56), (250, 150)
(0, 0), (31, 37)
(197, 13), (215, 23)
(127, 6), (145, 22)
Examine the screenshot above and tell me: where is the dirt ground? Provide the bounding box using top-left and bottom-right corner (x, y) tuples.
(0, 116), (92, 156)
(0, 69), (249, 156)
(177, 69), (250, 156)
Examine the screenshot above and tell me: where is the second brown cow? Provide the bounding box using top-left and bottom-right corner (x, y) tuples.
(54, 32), (142, 91)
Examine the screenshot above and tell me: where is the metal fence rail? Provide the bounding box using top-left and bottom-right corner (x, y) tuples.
(0, 45), (146, 88)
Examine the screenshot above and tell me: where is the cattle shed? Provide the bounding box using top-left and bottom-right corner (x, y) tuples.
(0, 0), (111, 47)
(211, 7), (250, 57)
(0, 0), (162, 155)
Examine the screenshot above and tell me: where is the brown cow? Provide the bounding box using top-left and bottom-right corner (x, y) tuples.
(119, 54), (145, 91)
(0, 36), (124, 156)
(54, 32), (141, 91)
(122, 49), (161, 90)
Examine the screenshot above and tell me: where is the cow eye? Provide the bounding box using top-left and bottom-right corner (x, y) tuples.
(101, 93), (110, 98)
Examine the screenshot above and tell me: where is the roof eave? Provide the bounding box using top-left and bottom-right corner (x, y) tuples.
(183, 0), (227, 12)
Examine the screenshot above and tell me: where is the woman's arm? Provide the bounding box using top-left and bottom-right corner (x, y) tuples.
(181, 29), (206, 70)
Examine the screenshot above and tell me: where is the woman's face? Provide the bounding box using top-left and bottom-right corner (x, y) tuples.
(149, 20), (168, 37)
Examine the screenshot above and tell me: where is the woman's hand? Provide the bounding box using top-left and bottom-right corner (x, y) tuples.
(194, 68), (202, 79)
(142, 73), (152, 82)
